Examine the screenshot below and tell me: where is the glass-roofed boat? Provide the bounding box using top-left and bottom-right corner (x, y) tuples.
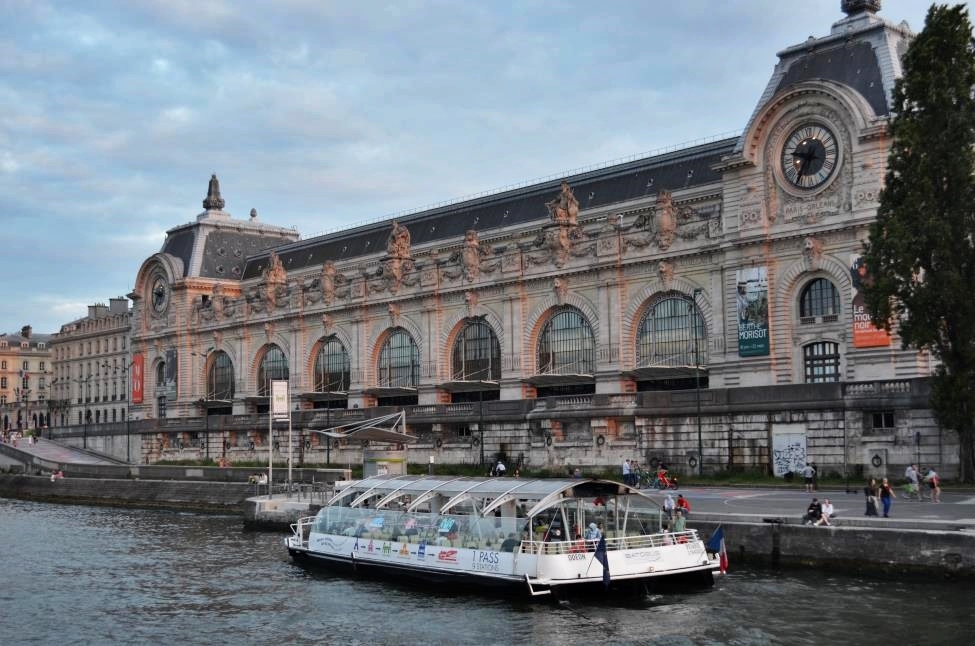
(285, 475), (720, 597)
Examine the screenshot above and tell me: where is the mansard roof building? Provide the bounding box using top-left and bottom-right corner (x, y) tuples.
(118, 1), (947, 476)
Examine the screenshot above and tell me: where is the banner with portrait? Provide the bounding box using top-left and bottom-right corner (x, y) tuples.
(850, 254), (891, 348)
(736, 266), (769, 357)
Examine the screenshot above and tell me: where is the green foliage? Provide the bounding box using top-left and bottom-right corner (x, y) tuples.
(863, 4), (975, 481)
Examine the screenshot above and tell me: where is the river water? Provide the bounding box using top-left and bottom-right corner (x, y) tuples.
(1, 498), (969, 646)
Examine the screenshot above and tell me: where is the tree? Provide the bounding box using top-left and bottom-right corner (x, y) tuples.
(863, 4), (975, 482)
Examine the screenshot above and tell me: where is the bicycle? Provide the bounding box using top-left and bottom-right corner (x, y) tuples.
(650, 472), (679, 490)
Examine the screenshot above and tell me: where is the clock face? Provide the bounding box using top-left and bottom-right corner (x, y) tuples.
(781, 124), (839, 190)
(151, 277), (169, 313)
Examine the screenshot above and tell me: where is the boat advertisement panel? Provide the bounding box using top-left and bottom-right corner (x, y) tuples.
(309, 532), (515, 573)
(850, 254), (891, 348)
(736, 266), (769, 357)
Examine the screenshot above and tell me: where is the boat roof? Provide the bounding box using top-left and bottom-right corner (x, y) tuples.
(331, 475), (653, 517)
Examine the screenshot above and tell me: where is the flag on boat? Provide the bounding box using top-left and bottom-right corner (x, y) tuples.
(594, 536), (610, 588)
(706, 525), (729, 574)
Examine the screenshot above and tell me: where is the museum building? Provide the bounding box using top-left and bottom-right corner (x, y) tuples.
(57, 1), (951, 477)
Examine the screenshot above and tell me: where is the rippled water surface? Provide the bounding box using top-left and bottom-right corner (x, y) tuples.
(1, 498), (969, 645)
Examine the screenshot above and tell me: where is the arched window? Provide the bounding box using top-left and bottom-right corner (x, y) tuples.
(799, 278), (840, 319)
(314, 336), (350, 392)
(206, 351), (235, 401)
(378, 329), (419, 388)
(636, 295), (707, 368)
(803, 342), (840, 382)
(536, 308), (595, 375)
(257, 345), (289, 396)
(451, 319), (501, 381)
(155, 362), (165, 389)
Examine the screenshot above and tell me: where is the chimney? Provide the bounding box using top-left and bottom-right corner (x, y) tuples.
(20, 325), (31, 339)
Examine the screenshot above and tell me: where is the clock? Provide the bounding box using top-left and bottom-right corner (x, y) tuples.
(151, 276), (170, 313)
(780, 124), (839, 190)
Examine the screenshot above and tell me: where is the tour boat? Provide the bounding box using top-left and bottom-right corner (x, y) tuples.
(285, 475), (720, 597)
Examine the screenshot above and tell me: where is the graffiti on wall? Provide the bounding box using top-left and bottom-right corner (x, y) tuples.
(771, 427), (807, 476)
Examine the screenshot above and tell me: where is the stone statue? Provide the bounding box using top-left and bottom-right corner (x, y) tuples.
(387, 221), (412, 259)
(462, 230), (486, 281)
(546, 181), (579, 226)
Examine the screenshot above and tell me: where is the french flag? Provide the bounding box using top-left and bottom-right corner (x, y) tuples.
(706, 525), (729, 574)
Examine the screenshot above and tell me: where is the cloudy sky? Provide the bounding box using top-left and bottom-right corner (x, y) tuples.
(0, 0), (930, 334)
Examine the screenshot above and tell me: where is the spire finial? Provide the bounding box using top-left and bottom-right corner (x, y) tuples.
(202, 174), (226, 211)
(841, 0), (880, 17)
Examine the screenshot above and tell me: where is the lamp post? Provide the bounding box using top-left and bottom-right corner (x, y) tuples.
(691, 288), (704, 477)
(193, 348), (214, 464)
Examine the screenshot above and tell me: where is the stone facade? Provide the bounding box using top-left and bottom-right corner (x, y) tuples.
(50, 3), (959, 477)
(0, 325), (53, 434)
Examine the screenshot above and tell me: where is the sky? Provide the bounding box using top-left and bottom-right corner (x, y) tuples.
(0, 0), (932, 335)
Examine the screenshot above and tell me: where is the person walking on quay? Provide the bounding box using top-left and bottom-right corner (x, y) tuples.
(904, 463), (921, 500)
(879, 477), (897, 517)
(801, 463), (816, 493)
(864, 478), (880, 516)
(924, 467), (941, 503)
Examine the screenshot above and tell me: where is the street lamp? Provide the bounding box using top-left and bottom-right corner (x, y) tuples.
(691, 288), (704, 477)
(193, 348), (214, 463)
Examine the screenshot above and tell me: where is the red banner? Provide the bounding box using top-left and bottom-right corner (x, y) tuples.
(850, 254), (891, 348)
(131, 354), (145, 404)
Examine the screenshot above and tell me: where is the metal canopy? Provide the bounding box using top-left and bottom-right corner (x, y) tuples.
(523, 373), (595, 386)
(332, 475), (651, 513)
(627, 365), (707, 381)
(436, 379), (500, 393)
(308, 410), (417, 445)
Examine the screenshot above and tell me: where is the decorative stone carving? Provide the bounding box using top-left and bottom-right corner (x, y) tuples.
(657, 260), (675, 289)
(261, 252), (288, 309)
(388, 303), (401, 327)
(320, 260), (349, 304)
(322, 314), (333, 334)
(655, 191), (678, 250)
(802, 236), (824, 270)
(464, 290), (478, 317)
(202, 174), (225, 211)
(263, 322), (273, 339)
(387, 220), (412, 259)
(554, 277), (568, 305)
(546, 181), (579, 226)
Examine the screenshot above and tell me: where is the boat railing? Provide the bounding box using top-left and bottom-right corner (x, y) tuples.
(520, 530), (699, 554)
(289, 516), (317, 548)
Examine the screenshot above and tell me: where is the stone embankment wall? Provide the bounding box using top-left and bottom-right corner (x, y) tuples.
(0, 475), (253, 512)
(692, 518), (975, 579)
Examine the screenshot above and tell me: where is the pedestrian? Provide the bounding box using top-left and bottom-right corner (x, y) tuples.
(672, 508), (687, 533)
(864, 478), (879, 516)
(924, 467), (941, 503)
(495, 459), (506, 476)
(622, 458), (631, 486)
(879, 477), (896, 517)
(904, 463), (920, 500)
(801, 463), (815, 493)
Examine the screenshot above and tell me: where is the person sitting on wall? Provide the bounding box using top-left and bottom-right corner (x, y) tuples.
(802, 498), (822, 525)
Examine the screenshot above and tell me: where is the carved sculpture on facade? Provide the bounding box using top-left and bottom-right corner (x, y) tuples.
(655, 191), (679, 251)
(657, 260), (675, 290)
(464, 290), (478, 317)
(802, 236), (824, 269)
(554, 277), (568, 305)
(387, 220), (412, 258)
(261, 252), (288, 309)
(320, 260), (349, 304)
(322, 313), (333, 334)
(546, 181), (579, 226)
(388, 303), (401, 327)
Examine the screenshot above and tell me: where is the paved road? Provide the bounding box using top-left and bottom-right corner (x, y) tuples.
(3, 436), (122, 466)
(639, 484), (975, 529)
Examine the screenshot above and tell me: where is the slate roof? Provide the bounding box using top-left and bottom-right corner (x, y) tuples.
(241, 137), (737, 280)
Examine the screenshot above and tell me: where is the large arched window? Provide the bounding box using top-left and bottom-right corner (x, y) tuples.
(257, 345), (289, 396)
(636, 295), (707, 368)
(206, 351), (235, 401)
(799, 278), (840, 319)
(378, 329), (420, 388)
(451, 319), (501, 381)
(314, 336), (350, 392)
(536, 308), (595, 375)
(803, 341), (840, 382)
